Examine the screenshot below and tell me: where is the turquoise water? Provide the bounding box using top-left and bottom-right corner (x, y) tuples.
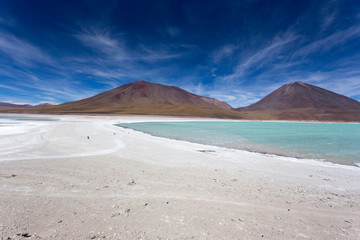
(118, 121), (360, 166)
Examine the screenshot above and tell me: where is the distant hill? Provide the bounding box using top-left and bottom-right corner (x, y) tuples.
(10, 81), (241, 118)
(0, 102), (53, 110)
(237, 81), (360, 121)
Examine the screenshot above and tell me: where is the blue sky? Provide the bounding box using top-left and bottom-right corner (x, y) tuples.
(0, 0), (359, 107)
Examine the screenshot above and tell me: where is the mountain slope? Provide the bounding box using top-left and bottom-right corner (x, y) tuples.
(237, 81), (360, 121)
(0, 102), (52, 110)
(62, 80), (232, 110)
(13, 81), (241, 118)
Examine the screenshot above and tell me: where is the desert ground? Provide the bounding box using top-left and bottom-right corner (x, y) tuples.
(0, 114), (359, 240)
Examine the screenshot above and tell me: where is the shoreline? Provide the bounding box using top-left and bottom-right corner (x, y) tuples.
(1, 113), (360, 239)
(120, 125), (360, 170)
(1, 111), (359, 124)
(117, 121), (360, 169)
(1, 113), (359, 168)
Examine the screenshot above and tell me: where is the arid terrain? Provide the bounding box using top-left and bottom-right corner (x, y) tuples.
(0, 114), (359, 239)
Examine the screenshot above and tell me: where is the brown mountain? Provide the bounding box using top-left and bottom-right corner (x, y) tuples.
(4, 81), (360, 121)
(0, 102), (53, 110)
(0, 102), (32, 110)
(35, 103), (53, 108)
(237, 81), (360, 121)
(14, 80), (241, 118)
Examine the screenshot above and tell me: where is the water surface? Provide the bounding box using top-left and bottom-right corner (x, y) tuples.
(118, 121), (360, 166)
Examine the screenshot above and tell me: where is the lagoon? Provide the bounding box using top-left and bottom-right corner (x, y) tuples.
(119, 121), (360, 166)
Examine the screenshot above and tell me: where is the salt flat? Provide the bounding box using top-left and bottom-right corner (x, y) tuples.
(0, 114), (359, 239)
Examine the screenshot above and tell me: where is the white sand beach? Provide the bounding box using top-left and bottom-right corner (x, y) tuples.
(0, 114), (359, 239)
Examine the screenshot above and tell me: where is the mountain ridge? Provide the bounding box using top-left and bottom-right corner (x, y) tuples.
(1, 80), (360, 122)
(0, 102), (53, 110)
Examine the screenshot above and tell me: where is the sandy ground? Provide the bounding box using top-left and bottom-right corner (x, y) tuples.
(0, 114), (359, 240)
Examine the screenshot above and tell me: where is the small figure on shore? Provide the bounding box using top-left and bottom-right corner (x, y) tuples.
(87, 136), (90, 140)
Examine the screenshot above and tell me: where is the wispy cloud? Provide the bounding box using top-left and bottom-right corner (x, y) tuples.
(137, 44), (186, 61)
(218, 32), (298, 82)
(75, 28), (128, 61)
(0, 16), (16, 26)
(87, 69), (126, 79)
(231, 89), (263, 107)
(14, 80), (102, 102)
(211, 44), (238, 63)
(75, 27), (187, 64)
(181, 81), (261, 107)
(62, 25), (197, 93)
(166, 27), (180, 37)
(293, 26), (360, 58)
(1, 0), (359, 108)
(0, 32), (54, 66)
(319, 0), (339, 32)
(0, 83), (22, 92)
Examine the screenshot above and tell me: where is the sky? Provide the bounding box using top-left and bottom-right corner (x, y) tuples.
(0, 0), (359, 107)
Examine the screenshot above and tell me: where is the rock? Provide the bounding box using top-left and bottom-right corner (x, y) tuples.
(198, 150), (215, 153)
(16, 233), (31, 238)
(128, 179), (136, 186)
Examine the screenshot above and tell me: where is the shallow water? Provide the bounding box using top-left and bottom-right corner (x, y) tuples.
(118, 121), (360, 166)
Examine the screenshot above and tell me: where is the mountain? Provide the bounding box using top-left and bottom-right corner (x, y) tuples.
(237, 81), (360, 121)
(12, 81), (241, 118)
(35, 103), (53, 107)
(0, 102), (53, 110)
(3, 81), (360, 121)
(0, 102), (31, 110)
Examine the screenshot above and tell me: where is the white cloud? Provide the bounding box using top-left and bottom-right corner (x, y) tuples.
(75, 27), (187, 64)
(0, 32), (54, 66)
(218, 32), (298, 83)
(293, 26), (360, 58)
(13, 76), (102, 102)
(319, 0), (339, 32)
(75, 28), (128, 61)
(166, 27), (180, 37)
(181, 82), (262, 108)
(211, 44), (238, 63)
(0, 83), (22, 92)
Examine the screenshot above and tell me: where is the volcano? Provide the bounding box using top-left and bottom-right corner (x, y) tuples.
(237, 81), (360, 121)
(19, 80), (241, 118)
